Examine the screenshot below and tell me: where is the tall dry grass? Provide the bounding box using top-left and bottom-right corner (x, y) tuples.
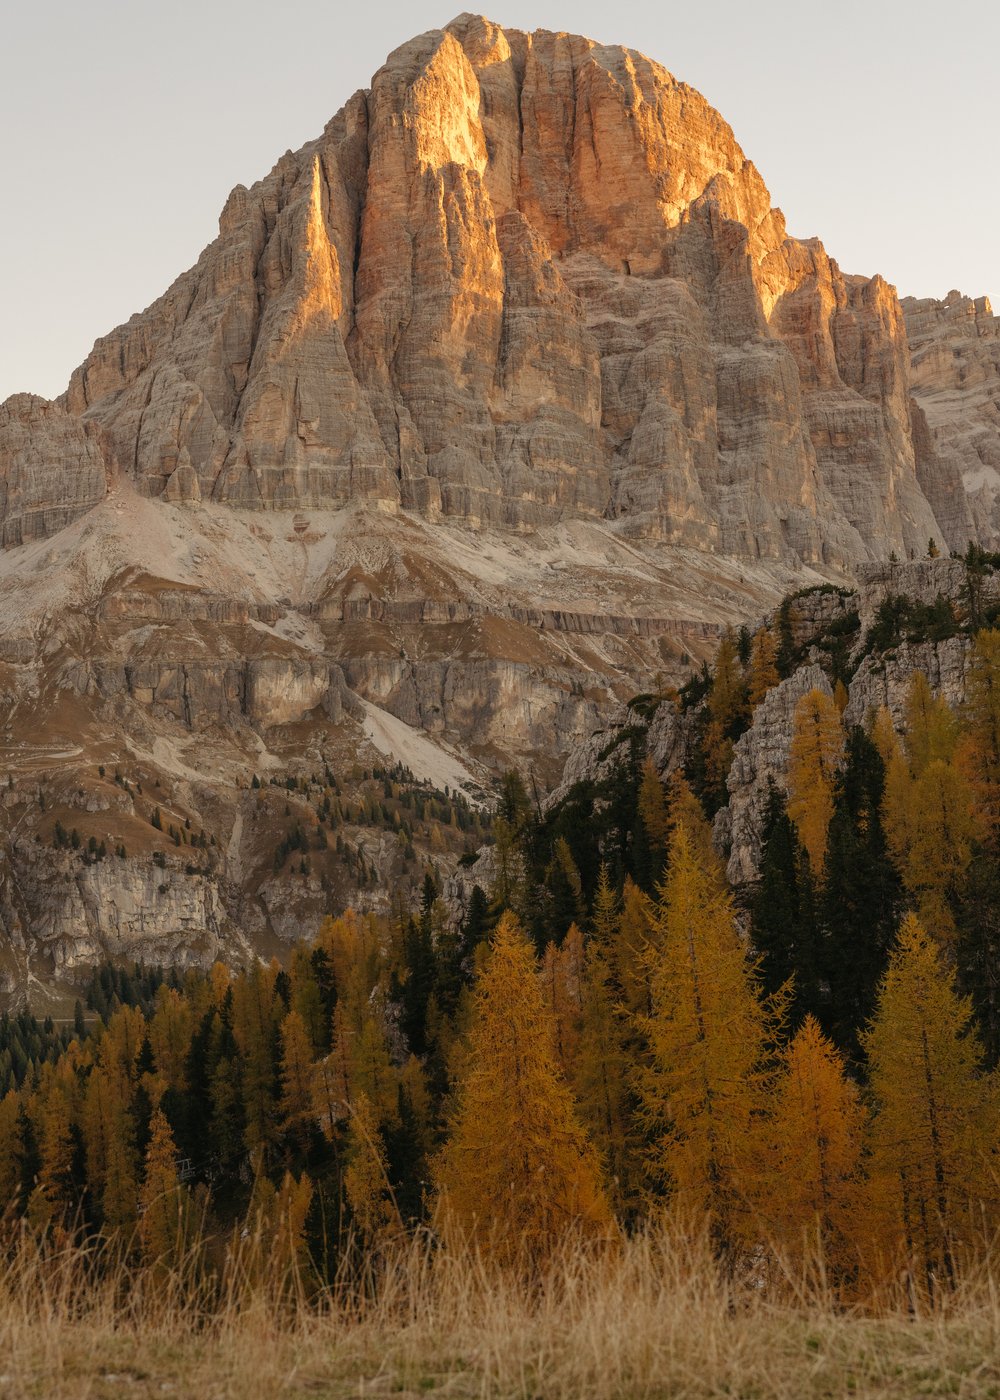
(0, 1224), (998, 1399)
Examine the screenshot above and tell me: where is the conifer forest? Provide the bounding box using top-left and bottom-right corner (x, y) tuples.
(6, 589), (1000, 1334)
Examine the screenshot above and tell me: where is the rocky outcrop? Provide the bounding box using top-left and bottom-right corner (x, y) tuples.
(721, 664), (832, 884)
(19, 852), (242, 971)
(844, 637), (971, 732)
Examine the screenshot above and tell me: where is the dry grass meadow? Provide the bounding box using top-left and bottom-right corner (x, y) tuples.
(0, 1227), (998, 1400)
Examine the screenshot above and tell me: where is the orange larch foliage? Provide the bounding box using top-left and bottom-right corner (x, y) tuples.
(434, 912), (612, 1260)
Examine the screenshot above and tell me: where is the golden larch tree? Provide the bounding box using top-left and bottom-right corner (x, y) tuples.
(434, 912), (612, 1260)
(904, 671), (958, 776)
(666, 773), (728, 894)
(860, 914), (999, 1297)
(876, 685), (981, 940)
(231, 960), (281, 1158)
(787, 687), (844, 873)
(904, 759), (981, 939)
(288, 944), (327, 1051)
(26, 1067), (77, 1234)
(343, 1091), (402, 1246)
(139, 1107), (188, 1269)
(573, 935), (642, 1220)
(539, 924), (584, 1076)
(763, 1015), (864, 1278)
(748, 626), (780, 708)
(614, 878), (654, 1016)
(148, 986), (193, 1095)
(0, 1091), (21, 1210)
(589, 864), (620, 964)
(279, 1008), (317, 1143)
(636, 823), (777, 1258)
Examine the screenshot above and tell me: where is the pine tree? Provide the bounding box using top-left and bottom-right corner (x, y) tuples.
(231, 961), (280, 1159)
(637, 759), (670, 885)
(955, 852), (1000, 1066)
(700, 628), (749, 810)
(787, 688), (844, 873)
(819, 726), (902, 1054)
(434, 913), (612, 1260)
(398, 912), (435, 1056)
(750, 781), (821, 1027)
(860, 914), (1000, 1298)
(637, 824), (777, 1259)
(776, 599), (798, 678)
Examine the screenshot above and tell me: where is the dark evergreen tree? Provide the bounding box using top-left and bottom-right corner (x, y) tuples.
(749, 780), (821, 1024)
(460, 885), (492, 958)
(818, 726), (902, 1057)
(398, 915), (435, 1057)
(955, 852), (1000, 1066)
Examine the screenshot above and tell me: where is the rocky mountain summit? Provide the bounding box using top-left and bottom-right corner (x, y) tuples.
(1, 15), (999, 995)
(10, 15), (995, 563)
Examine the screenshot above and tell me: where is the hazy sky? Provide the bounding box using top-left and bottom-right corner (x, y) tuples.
(3, 0), (997, 402)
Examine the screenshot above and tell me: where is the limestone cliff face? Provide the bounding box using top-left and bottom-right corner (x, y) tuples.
(31, 13), (945, 566)
(904, 292), (1000, 550)
(0, 396), (109, 548)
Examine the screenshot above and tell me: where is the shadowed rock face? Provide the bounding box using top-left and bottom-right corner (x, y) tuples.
(0, 397), (108, 548)
(11, 12), (955, 566)
(904, 292), (1000, 551)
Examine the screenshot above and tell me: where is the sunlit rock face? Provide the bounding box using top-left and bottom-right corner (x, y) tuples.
(35, 12), (954, 567)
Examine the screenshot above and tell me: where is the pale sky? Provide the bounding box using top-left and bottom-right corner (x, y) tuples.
(2, 0), (997, 403)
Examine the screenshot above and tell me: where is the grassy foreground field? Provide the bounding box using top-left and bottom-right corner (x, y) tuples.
(0, 1231), (998, 1400)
